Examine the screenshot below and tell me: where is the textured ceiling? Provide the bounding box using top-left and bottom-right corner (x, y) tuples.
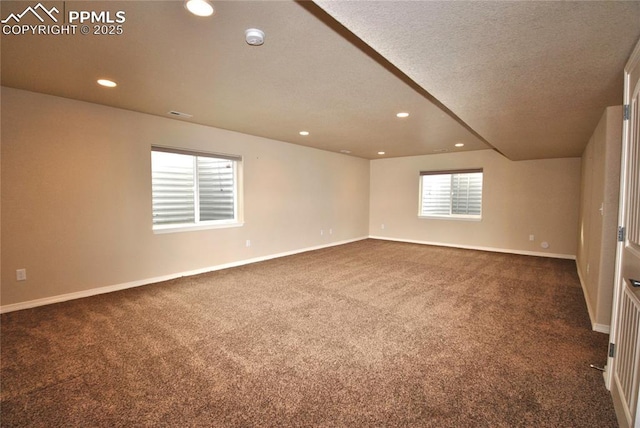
(314, 0), (640, 160)
(0, 0), (489, 159)
(2, 1), (639, 160)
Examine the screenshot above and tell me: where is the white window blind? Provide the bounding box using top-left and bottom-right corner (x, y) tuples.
(151, 147), (239, 228)
(419, 169), (483, 218)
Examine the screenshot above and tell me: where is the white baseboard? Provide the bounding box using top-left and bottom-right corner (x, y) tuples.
(575, 262), (611, 334)
(576, 265), (598, 328)
(0, 236), (368, 314)
(593, 323), (611, 334)
(368, 235), (577, 260)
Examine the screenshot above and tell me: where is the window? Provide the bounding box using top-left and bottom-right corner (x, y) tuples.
(151, 147), (241, 230)
(419, 169), (483, 219)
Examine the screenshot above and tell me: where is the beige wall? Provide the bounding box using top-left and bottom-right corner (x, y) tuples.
(369, 150), (581, 257)
(576, 106), (622, 332)
(1, 87), (592, 310)
(0, 87), (370, 308)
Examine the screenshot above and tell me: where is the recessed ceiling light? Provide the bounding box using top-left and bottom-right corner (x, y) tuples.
(185, 0), (214, 17)
(299, 131), (309, 136)
(340, 150), (351, 154)
(455, 143), (465, 147)
(396, 112), (410, 118)
(97, 79), (117, 88)
(378, 151), (386, 155)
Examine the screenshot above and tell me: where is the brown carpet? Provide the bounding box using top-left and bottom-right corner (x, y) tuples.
(1, 239), (617, 427)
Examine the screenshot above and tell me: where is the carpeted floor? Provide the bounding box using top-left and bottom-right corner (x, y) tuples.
(1, 239), (617, 427)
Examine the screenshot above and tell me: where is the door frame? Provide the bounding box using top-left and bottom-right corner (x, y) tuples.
(606, 37), (640, 424)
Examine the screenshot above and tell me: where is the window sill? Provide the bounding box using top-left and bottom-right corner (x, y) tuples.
(418, 215), (482, 222)
(153, 221), (244, 234)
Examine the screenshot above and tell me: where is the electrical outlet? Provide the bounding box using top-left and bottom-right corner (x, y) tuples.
(16, 269), (27, 281)
(246, 240), (251, 248)
(320, 229), (324, 236)
(329, 228), (333, 235)
(529, 235), (535, 241)
(381, 224), (385, 230)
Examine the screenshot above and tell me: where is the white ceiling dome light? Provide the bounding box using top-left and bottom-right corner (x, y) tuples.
(185, 0), (214, 17)
(245, 28), (265, 46)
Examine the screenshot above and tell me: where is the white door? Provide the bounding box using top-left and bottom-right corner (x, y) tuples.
(609, 37), (640, 428)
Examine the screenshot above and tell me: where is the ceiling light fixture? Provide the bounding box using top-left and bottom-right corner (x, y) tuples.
(340, 150), (351, 154)
(396, 112), (409, 118)
(245, 28), (265, 46)
(185, 0), (214, 17)
(299, 131), (309, 136)
(378, 151), (386, 155)
(455, 143), (465, 147)
(97, 79), (117, 88)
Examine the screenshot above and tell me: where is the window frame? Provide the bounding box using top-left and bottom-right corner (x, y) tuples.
(151, 146), (243, 233)
(418, 168), (483, 221)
